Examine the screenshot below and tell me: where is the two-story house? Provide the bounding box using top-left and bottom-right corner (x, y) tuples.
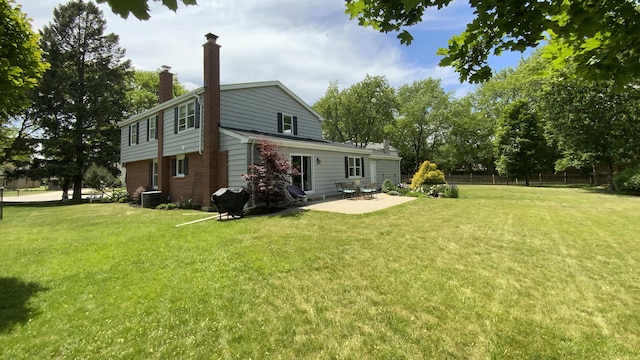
(119, 33), (401, 209)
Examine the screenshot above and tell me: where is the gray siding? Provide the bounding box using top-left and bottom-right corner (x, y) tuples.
(220, 132), (249, 188)
(376, 160), (401, 185)
(120, 117), (158, 163)
(162, 103), (202, 157)
(278, 147), (371, 197)
(220, 86), (322, 140)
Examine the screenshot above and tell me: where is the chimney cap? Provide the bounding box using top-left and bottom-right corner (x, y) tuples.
(205, 33), (218, 41)
(160, 65), (172, 72)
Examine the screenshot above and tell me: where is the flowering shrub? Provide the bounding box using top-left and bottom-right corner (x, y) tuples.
(414, 183), (459, 198)
(132, 186), (146, 205)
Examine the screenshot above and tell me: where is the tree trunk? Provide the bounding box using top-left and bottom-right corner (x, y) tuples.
(61, 180), (70, 201)
(607, 162), (615, 191)
(525, 177), (530, 186)
(72, 174), (83, 201)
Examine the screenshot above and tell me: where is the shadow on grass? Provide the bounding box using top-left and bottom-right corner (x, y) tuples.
(0, 277), (49, 333)
(532, 184), (640, 198)
(2, 199), (92, 208)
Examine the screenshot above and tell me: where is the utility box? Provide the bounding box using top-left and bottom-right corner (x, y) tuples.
(141, 191), (162, 209)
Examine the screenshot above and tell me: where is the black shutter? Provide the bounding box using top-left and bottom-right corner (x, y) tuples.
(154, 115), (159, 140)
(128, 126), (131, 146)
(174, 107), (178, 134)
(146, 118), (150, 141)
(277, 112), (283, 133)
(184, 156), (189, 175)
(148, 161), (153, 187)
(361, 157), (365, 177)
(293, 116), (298, 135)
(195, 99), (200, 129)
(171, 158), (177, 176)
(344, 156), (349, 178)
(136, 122), (140, 144)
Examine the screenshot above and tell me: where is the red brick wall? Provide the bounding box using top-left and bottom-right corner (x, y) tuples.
(125, 160), (151, 195)
(159, 70), (173, 103)
(167, 153), (206, 206)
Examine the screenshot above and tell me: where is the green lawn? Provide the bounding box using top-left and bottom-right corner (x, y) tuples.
(1, 186), (639, 359)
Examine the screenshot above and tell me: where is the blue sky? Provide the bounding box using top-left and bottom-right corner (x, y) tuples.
(19, 0), (526, 105)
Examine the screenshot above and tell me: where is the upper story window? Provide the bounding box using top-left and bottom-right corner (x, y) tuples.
(174, 100), (199, 134)
(277, 112), (298, 135)
(283, 115), (293, 134)
(148, 115), (157, 141)
(129, 123), (139, 146)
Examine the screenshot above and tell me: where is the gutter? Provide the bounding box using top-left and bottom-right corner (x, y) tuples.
(194, 94), (203, 154)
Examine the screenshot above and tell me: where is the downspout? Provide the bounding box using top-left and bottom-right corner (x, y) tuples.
(194, 94), (203, 154)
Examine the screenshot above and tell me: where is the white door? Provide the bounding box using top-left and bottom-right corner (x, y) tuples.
(370, 161), (377, 185)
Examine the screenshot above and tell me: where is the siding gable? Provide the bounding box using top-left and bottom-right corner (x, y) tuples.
(220, 85), (322, 140)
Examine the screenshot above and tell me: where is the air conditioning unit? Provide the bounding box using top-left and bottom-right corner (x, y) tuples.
(141, 190), (162, 209)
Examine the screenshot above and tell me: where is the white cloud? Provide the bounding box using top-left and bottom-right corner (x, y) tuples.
(20, 0), (478, 104)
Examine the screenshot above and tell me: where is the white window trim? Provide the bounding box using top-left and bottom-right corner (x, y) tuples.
(152, 159), (158, 189)
(175, 154), (186, 178)
(149, 116), (157, 141)
(282, 114), (293, 134)
(130, 124), (137, 146)
(347, 156), (363, 178)
(177, 101), (196, 133)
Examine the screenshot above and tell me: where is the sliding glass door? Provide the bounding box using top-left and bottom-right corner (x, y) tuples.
(291, 155), (313, 192)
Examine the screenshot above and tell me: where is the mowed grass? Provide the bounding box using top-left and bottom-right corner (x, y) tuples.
(1, 186), (639, 359)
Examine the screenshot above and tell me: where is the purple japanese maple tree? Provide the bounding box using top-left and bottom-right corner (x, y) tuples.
(242, 139), (299, 209)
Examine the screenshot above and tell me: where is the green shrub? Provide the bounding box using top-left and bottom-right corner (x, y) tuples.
(387, 190), (400, 196)
(614, 164), (640, 194)
(155, 203), (177, 210)
(410, 161), (445, 190)
(177, 197), (196, 209)
(381, 179), (398, 193)
(444, 184), (459, 198)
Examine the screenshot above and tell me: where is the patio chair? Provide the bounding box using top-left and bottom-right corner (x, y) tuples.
(286, 185), (307, 205)
(341, 182), (356, 199)
(335, 182), (345, 197)
(361, 182), (377, 199)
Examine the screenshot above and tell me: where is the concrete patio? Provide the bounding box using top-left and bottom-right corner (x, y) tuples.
(302, 193), (417, 214)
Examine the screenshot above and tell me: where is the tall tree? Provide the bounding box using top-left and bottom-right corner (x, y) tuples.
(494, 99), (548, 186)
(34, 0), (131, 200)
(541, 73), (640, 190)
(439, 96), (494, 173)
(315, 75), (396, 148)
(1, 1), (50, 176)
(0, 0), (48, 127)
(345, 0), (640, 85)
(125, 69), (187, 117)
(385, 78), (450, 173)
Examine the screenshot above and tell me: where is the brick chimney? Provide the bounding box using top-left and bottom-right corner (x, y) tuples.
(201, 33), (223, 207)
(159, 65), (173, 103)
